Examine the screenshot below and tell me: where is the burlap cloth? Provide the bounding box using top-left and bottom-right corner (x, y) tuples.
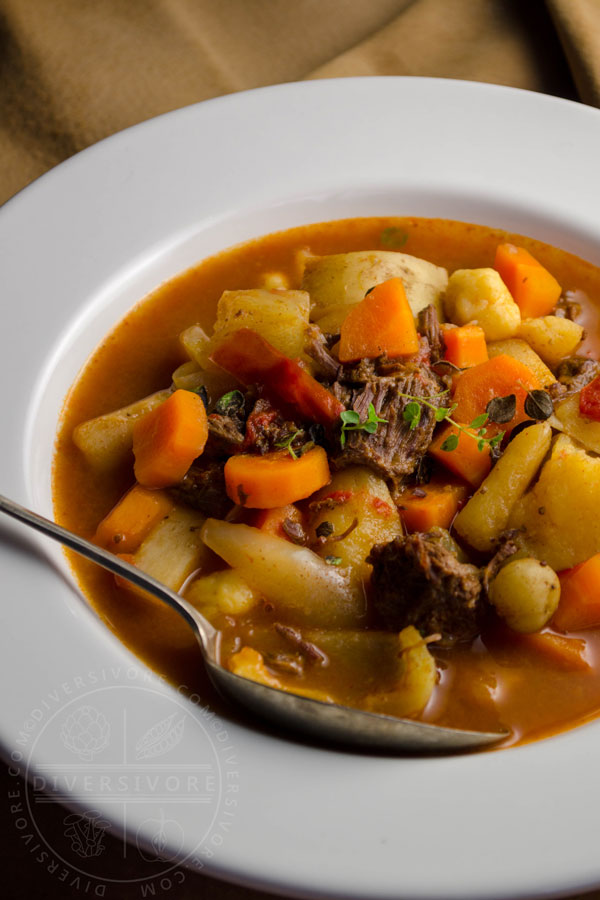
(3, 0), (600, 898)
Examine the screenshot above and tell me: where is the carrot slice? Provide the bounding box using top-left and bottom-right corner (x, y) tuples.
(494, 243), (561, 318)
(517, 632), (590, 671)
(224, 447), (330, 508)
(94, 484), (174, 553)
(429, 425), (492, 488)
(133, 389), (208, 488)
(396, 482), (468, 532)
(553, 554), (600, 632)
(452, 354), (540, 435)
(442, 324), (488, 369)
(251, 504), (305, 541)
(338, 278), (419, 363)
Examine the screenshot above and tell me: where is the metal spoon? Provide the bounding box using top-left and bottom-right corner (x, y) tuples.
(0, 493), (507, 751)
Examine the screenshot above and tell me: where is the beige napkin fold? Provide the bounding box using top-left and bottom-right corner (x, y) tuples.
(1, 0), (599, 207)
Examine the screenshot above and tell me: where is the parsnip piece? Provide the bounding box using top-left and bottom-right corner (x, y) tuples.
(186, 570), (260, 617)
(444, 268), (521, 340)
(519, 316), (584, 368)
(179, 324), (239, 400)
(171, 360), (205, 392)
(309, 466), (402, 587)
(201, 519), (365, 627)
(73, 389), (171, 470)
(212, 289), (311, 362)
(552, 392), (600, 455)
(487, 339), (556, 387)
(509, 434), (600, 570)
(364, 626), (436, 717)
(302, 250), (448, 323)
(454, 422), (552, 552)
(489, 558), (560, 633)
(133, 506), (210, 591)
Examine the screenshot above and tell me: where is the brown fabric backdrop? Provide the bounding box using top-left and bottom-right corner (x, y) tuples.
(2, 1), (600, 898)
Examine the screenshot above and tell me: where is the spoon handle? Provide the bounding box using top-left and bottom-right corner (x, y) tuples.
(0, 493), (218, 652)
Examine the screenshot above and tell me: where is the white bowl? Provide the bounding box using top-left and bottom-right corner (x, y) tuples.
(2, 77), (600, 899)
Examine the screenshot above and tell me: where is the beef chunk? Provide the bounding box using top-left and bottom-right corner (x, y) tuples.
(170, 461), (232, 518)
(242, 397), (305, 454)
(547, 356), (600, 401)
(417, 305), (444, 364)
(368, 531), (483, 643)
(332, 354), (443, 484)
(207, 413), (245, 451)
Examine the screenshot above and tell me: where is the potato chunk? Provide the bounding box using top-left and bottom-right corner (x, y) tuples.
(186, 570), (260, 619)
(519, 316), (584, 368)
(73, 389), (171, 470)
(308, 467), (402, 587)
(201, 519), (365, 627)
(364, 626), (437, 717)
(302, 250), (448, 324)
(179, 324), (239, 400)
(509, 434), (600, 570)
(486, 339), (555, 388)
(552, 393), (600, 455)
(454, 422), (552, 552)
(444, 268), (521, 340)
(488, 558), (560, 633)
(213, 288), (310, 362)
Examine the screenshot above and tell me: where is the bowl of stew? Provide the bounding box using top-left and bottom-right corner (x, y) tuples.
(3, 77), (600, 898)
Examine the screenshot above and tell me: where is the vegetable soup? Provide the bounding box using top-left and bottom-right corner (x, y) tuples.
(53, 217), (600, 748)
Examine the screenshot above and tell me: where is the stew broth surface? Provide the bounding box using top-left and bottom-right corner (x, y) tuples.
(53, 217), (600, 748)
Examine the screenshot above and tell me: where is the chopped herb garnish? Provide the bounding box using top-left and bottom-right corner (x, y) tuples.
(400, 391), (505, 454)
(524, 389), (553, 421)
(316, 521), (334, 538)
(215, 389), (245, 416)
(308, 422), (326, 446)
(325, 555), (343, 566)
(486, 394), (517, 424)
(275, 430), (302, 459)
(340, 403), (388, 448)
(380, 227), (409, 249)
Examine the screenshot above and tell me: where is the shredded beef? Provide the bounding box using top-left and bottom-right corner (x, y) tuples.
(332, 348), (443, 484)
(170, 461), (232, 518)
(368, 531), (483, 643)
(242, 397), (305, 454)
(554, 292), (583, 321)
(547, 356), (600, 401)
(482, 530), (521, 595)
(417, 305), (444, 364)
(304, 324), (340, 380)
(207, 413), (245, 451)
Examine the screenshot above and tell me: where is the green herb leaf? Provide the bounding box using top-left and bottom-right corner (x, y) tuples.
(380, 227), (409, 249)
(435, 406), (450, 422)
(486, 394), (516, 424)
(470, 413), (489, 429)
(339, 403), (387, 448)
(275, 430), (302, 459)
(524, 389), (553, 421)
(316, 521), (334, 538)
(325, 555), (343, 566)
(215, 389), (245, 416)
(441, 433), (459, 452)
(341, 410), (360, 426)
(192, 385), (209, 410)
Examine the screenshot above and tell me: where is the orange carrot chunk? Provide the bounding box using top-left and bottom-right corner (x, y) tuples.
(251, 504), (305, 541)
(338, 278), (419, 363)
(94, 484), (175, 553)
(553, 554), (600, 632)
(396, 482), (468, 532)
(452, 354), (540, 435)
(494, 243), (561, 318)
(442, 324), (489, 369)
(224, 447), (330, 508)
(429, 425), (492, 488)
(517, 632), (590, 671)
(133, 389), (208, 488)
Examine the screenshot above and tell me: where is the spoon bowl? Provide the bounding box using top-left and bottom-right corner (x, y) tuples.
(0, 493), (508, 751)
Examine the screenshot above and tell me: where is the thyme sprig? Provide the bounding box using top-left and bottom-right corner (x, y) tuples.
(400, 391), (505, 453)
(340, 403), (388, 448)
